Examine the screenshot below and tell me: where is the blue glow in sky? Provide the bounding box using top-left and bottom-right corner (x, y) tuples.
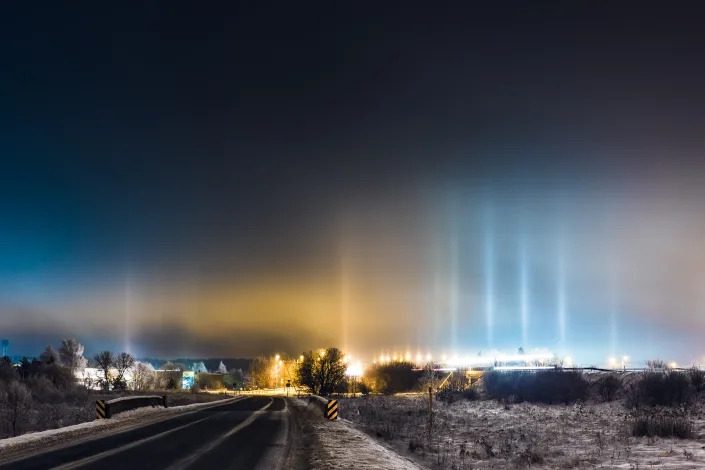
(2, 3), (705, 365)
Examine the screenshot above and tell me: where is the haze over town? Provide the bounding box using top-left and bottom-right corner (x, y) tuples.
(3, 3), (705, 367)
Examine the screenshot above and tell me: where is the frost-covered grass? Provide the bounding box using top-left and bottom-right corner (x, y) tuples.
(339, 395), (705, 469)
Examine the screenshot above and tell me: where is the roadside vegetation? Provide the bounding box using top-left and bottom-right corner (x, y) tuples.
(334, 360), (705, 469)
(0, 339), (244, 440)
(0, 340), (93, 438)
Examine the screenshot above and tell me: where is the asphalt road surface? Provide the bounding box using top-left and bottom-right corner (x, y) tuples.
(2, 396), (293, 470)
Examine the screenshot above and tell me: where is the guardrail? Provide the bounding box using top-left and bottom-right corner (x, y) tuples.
(96, 395), (167, 419)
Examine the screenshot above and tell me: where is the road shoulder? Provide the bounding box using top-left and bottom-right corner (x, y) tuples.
(287, 398), (425, 470)
(0, 397), (241, 465)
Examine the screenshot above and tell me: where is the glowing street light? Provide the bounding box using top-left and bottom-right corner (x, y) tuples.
(346, 361), (363, 377)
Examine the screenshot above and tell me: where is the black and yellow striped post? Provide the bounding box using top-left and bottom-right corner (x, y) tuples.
(96, 400), (107, 420)
(325, 399), (338, 420)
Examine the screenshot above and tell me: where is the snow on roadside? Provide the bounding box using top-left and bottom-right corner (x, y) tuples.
(307, 415), (425, 469)
(0, 397), (238, 460)
(105, 395), (164, 404)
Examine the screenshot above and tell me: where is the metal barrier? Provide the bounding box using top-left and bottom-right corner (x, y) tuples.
(95, 395), (167, 419)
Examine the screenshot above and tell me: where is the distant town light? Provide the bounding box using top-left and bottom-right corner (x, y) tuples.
(346, 361), (363, 377)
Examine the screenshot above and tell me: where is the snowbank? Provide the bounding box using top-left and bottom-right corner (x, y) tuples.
(291, 398), (423, 470)
(105, 395), (163, 404)
(309, 418), (424, 469)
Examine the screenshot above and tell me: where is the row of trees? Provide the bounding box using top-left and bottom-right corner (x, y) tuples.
(0, 339), (86, 437)
(92, 350), (136, 390)
(246, 349), (348, 395)
(38, 339), (88, 374)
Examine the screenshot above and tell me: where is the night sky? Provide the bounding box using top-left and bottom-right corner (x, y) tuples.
(2, 3), (705, 364)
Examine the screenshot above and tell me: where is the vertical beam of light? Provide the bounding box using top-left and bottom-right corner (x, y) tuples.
(483, 206), (494, 347)
(339, 254), (351, 354)
(557, 239), (566, 349)
(449, 231), (459, 352)
(123, 276), (132, 354)
(610, 257), (619, 358)
(519, 238), (529, 349)
(432, 245), (443, 348)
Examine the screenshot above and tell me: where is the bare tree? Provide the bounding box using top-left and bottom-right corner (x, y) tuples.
(646, 359), (667, 370)
(94, 351), (115, 391)
(132, 362), (155, 391)
(297, 348), (347, 396)
(3, 381), (31, 436)
(58, 339), (88, 374)
(249, 356), (275, 389)
(114, 352), (135, 389)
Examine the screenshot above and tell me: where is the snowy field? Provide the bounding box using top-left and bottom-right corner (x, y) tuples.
(338, 395), (705, 469)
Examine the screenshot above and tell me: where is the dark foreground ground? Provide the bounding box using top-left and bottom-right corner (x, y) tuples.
(1, 396), (297, 470)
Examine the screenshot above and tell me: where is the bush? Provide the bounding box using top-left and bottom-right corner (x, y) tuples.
(626, 371), (692, 408)
(688, 367), (705, 393)
(484, 369), (588, 404)
(26, 376), (62, 404)
(631, 416), (692, 438)
(166, 376), (179, 390)
(357, 381), (371, 396)
(436, 387), (460, 404)
(462, 386), (480, 401)
(1, 381), (32, 437)
(111, 377), (128, 391)
(596, 374), (622, 402)
(368, 362), (420, 394)
(436, 371), (480, 404)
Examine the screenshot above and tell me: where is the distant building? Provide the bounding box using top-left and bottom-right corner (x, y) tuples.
(1, 339), (8, 357)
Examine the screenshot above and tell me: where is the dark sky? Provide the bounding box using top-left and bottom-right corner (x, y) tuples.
(2, 3), (705, 365)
